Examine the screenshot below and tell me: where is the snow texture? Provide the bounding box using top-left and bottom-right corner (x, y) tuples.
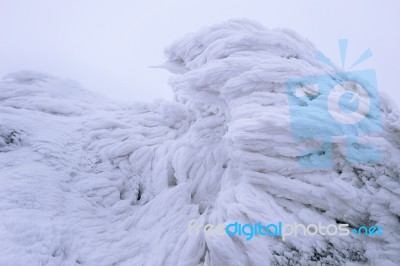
(0, 20), (399, 265)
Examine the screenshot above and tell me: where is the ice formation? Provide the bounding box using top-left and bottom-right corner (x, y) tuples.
(0, 20), (399, 265)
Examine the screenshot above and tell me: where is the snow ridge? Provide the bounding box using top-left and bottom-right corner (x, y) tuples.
(0, 20), (399, 265)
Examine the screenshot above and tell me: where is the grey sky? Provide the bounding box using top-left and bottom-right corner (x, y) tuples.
(0, 0), (399, 104)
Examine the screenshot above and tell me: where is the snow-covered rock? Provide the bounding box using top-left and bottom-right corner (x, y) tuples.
(0, 20), (399, 265)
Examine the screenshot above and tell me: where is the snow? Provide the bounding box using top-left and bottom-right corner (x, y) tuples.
(0, 19), (399, 265)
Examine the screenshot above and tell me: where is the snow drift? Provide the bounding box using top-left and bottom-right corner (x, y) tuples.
(0, 20), (399, 265)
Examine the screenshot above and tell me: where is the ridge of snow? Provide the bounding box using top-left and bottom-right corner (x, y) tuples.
(0, 20), (399, 265)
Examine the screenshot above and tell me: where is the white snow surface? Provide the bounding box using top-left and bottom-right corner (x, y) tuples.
(0, 20), (399, 265)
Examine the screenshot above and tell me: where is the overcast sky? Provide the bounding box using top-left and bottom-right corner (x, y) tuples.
(0, 0), (399, 104)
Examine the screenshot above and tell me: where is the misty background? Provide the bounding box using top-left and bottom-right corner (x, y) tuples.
(0, 0), (399, 103)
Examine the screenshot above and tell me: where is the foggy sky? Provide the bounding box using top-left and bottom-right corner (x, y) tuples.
(0, 0), (399, 104)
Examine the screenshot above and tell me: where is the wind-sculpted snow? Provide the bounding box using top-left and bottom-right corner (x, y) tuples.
(0, 20), (399, 265)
